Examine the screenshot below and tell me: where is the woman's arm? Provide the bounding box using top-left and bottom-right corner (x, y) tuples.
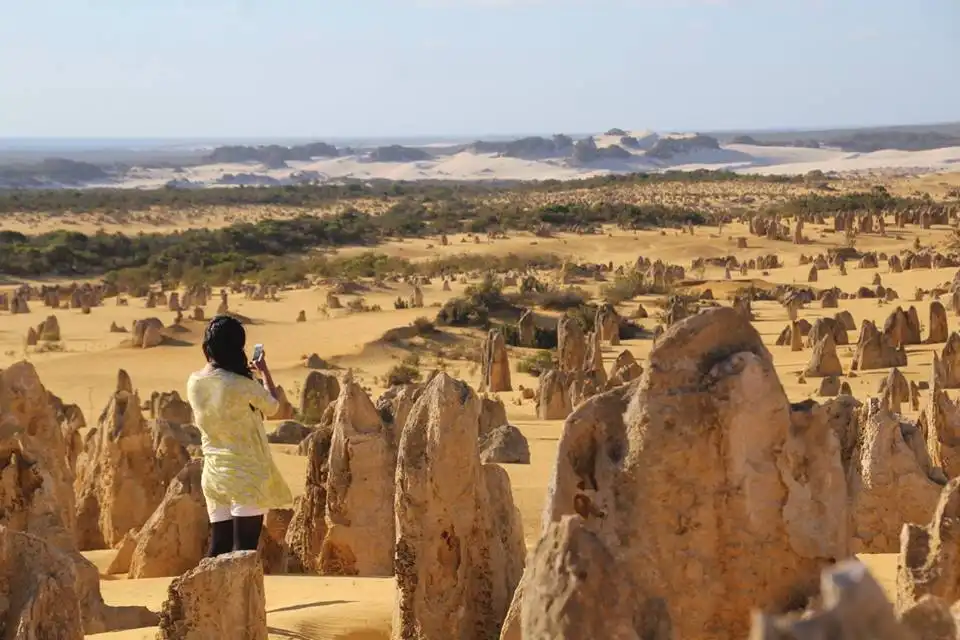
(253, 357), (278, 400)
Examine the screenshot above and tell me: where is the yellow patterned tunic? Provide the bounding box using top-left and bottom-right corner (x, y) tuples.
(186, 368), (293, 511)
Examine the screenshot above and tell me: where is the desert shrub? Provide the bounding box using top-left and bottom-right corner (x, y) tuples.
(413, 316), (435, 335)
(522, 287), (588, 311)
(386, 362), (421, 386)
(435, 297), (490, 327)
(602, 271), (672, 303)
(500, 322), (558, 350)
(516, 350), (555, 377)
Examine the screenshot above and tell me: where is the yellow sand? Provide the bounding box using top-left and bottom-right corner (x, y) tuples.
(2, 185), (956, 638)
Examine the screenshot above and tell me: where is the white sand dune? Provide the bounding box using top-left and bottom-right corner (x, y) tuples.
(79, 132), (960, 190)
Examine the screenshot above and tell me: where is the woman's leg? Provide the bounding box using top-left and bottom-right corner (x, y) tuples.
(207, 521), (234, 557)
(233, 515), (264, 551)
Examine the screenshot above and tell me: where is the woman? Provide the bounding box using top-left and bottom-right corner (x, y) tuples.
(186, 315), (293, 557)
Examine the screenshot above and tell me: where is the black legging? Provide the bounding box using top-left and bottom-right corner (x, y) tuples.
(207, 515), (263, 557)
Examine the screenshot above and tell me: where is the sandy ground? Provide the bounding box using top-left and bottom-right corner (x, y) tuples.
(1, 204), (956, 637)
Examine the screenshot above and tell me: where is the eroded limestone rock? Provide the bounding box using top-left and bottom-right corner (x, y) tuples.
(393, 373), (524, 640)
(156, 551), (267, 640)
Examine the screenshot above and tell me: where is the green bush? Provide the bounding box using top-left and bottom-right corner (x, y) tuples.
(516, 350), (555, 377)
(386, 363), (422, 386)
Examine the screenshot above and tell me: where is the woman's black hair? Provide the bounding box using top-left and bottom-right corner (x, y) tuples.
(202, 315), (253, 379)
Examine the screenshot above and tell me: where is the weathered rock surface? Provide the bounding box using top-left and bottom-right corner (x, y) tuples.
(481, 329), (512, 392)
(393, 373), (524, 640)
(479, 424), (530, 464)
(850, 400), (942, 553)
(258, 508), (293, 575)
(922, 379), (960, 480)
(880, 367), (911, 414)
(804, 334), (844, 377)
(608, 349), (642, 387)
(0, 362), (157, 634)
(557, 317), (586, 374)
(149, 390), (193, 426)
(897, 478), (960, 612)
(941, 333), (960, 388)
(539, 307), (845, 639)
(322, 377), (395, 576)
(852, 320), (908, 371)
(521, 515), (670, 640)
(299, 371), (341, 425)
(156, 551), (267, 640)
(75, 386), (187, 550)
(126, 459), (207, 578)
(39, 314), (61, 341)
(928, 301), (950, 344)
(284, 424), (333, 573)
(535, 370), (572, 420)
(806, 316), (849, 348)
(0, 525), (85, 640)
(266, 420), (311, 445)
(476, 396), (507, 439)
(750, 560), (912, 639)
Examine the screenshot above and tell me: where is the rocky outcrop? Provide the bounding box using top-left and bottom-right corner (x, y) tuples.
(806, 316), (848, 347)
(850, 400), (942, 553)
(879, 367), (911, 414)
(836, 310), (857, 331)
(322, 377), (395, 576)
(0, 526), (84, 640)
(0, 362), (157, 634)
(583, 329), (607, 387)
(74, 386), (186, 550)
(284, 424), (333, 573)
(156, 551), (267, 640)
(804, 334), (844, 377)
(557, 317), (586, 374)
(478, 395), (508, 438)
(897, 478), (960, 611)
(818, 376), (841, 396)
(884, 306), (922, 348)
(921, 378), (960, 480)
(266, 420), (311, 445)
(928, 301), (950, 344)
(596, 304), (621, 345)
(38, 314), (61, 341)
(538, 307), (845, 639)
(149, 390), (193, 426)
(608, 349), (642, 387)
(775, 319), (812, 346)
(299, 371), (340, 425)
(479, 424), (530, 464)
(852, 320), (908, 371)
(126, 459), (208, 578)
(941, 333), (960, 388)
(132, 317), (164, 349)
(751, 561), (911, 639)
(393, 373), (525, 640)
(535, 370), (572, 420)
(258, 508), (293, 575)
(521, 515), (670, 640)
(481, 329), (512, 393)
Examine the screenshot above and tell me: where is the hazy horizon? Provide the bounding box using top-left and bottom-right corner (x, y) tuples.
(2, 0), (958, 139)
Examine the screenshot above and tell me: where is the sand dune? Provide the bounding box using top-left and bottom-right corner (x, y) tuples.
(78, 131), (960, 191)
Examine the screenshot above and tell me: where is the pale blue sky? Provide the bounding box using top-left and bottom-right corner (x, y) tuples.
(1, 0), (958, 138)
